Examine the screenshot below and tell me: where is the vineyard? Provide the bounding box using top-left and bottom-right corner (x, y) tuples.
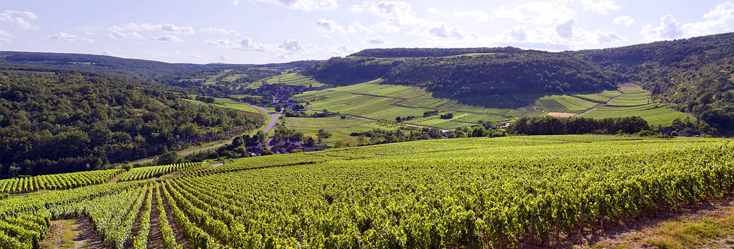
(0, 136), (732, 248)
(117, 163), (203, 182)
(0, 169), (124, 194)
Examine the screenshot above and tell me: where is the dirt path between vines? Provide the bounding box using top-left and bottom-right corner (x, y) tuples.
(73, 218), (106, 249)
(147, 187), (164, 249)
(124, 188), (149, 248)
(160, 184), (192, 249)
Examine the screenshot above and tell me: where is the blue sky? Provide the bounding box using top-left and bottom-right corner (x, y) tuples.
(1, 0), (733, 64)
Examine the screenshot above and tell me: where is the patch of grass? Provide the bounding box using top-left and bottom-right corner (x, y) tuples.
(641, 207), (734, 249)
(287, 116), (401, 145)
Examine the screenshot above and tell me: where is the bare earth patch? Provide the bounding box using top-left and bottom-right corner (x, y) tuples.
(547, 112), (577, 118)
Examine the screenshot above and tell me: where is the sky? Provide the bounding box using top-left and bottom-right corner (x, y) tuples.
(1, 0), (733, 64)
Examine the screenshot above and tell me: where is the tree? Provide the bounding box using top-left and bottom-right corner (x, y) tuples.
(358, 135), (366, 145)
(306, 136), (316, 146)
(316, 129), (332, 143)
(395, 116), (402, 124)
(275, 104), (283, 112)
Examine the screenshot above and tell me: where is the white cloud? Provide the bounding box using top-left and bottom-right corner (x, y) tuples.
(0, 10), (39, 30)
(253, 0), (337, 11)
(612, 16), (635, 26)
(349, 1), (423, 33)
(579, 0), (620, 15)
(682, 2), (734, 37)
(366, 35), (387, 44)
(641, 14), (683, 40)
(494, 1), (575, 24)
(201, 27), (241, 36)
(108, 23), (195, 39)
(506, 26), (528, 41)
(230, 0), (240, 6)
(216, 55), (232, 61)
(454, 11), (490, 22)
(348, 20), (375, 34)
(0, 29), (12, 42)
(47, 32), (94, 43)
(204, 38), (283, 52)
(427, 7), (442, 17)
(596, 31), (623, 43)
(280, 39), (305, 53)
(316, 19), (346, 33)
(152, 34), (184, 42)
(555, 19), (575, 38)
(426, 24), (473, 39)
(103, 51), (115, 56)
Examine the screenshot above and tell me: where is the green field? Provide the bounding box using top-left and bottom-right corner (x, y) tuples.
(294, 80), (687, 129)
(3, 136), (731, 248)
(266, 73), (327, 87)
(286, 116), (401, 146)
(581, 86), (689, 126)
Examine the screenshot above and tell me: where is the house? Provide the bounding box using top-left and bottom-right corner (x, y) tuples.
(245, 141), (263, 152)
(287, 137), (302, 147)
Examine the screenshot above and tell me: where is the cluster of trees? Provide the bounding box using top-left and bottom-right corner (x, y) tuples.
(0, 71), (263, 178)
(382, 51), (614, 96)
(300, 57), (395, 86)
(507, 116), (650, 135)
(185, 131), (269, 161)
(569, 32), (734, 134)
(349, 125), (507, 147)
(194, 95), (215, 103)
(349, 47), (523, 58)
(302, 49), (615, 97)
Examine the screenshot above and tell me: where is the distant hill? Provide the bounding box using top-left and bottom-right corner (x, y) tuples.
(0, 51), (318, 87)
(568, 32), (734, 133)
(302, 49), (616, 97)
(302, 32), (734, 133)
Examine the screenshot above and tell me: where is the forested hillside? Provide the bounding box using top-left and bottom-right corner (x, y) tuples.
(0, 51), (318, 88)
(569, 32), (734, 133)
(302, 50), (615, 96)
(0, 71), (263, 178)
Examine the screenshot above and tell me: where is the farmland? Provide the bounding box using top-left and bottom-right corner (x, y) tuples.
(581, 86), (690, 126)
(294, 79), (686, 129)
(1, 136), (732, 248)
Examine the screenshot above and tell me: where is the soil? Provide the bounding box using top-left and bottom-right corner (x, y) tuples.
(160, 183), (192, 249)
(147, 187), (164, 249)
(73, 218), (106, 249)
(41, 220), (64, 248)
(124, 188), (150, 248)
(546, 112), (577, 118)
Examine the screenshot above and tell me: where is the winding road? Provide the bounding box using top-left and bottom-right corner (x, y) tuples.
(247, 104), (281, 149)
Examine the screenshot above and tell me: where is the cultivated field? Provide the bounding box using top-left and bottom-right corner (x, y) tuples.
(1, 136), (732, 248)
(295, 80), (687, 129)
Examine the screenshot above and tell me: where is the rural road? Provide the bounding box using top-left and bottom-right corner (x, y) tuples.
(247, 103), (281, 149)
(247, 104), (281, 133)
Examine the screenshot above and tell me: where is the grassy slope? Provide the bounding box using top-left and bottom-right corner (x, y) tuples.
(295, 79), (688, 129)
(583, 86), (690, 126)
